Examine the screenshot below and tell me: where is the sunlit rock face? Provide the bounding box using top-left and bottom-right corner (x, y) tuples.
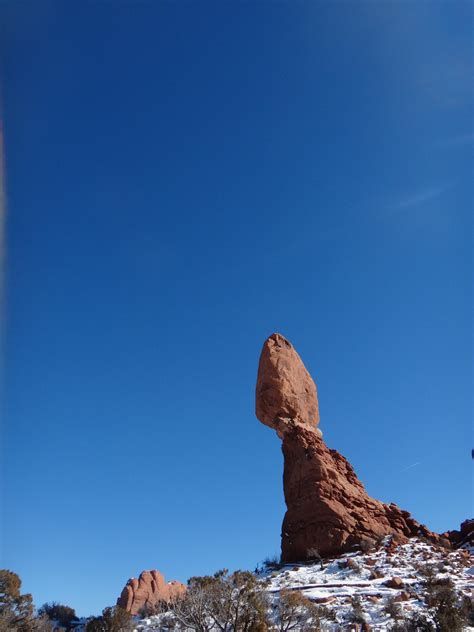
(256, 333), (442, 561)
(117, 570), (185, 615)
(256, 333), (320, 438)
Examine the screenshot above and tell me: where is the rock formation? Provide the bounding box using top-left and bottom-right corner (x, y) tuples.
(256, 333), (319, 437)
(256, 333), (443, 561)
(443, 519), (474, 550)
(117, 570), (185, 616)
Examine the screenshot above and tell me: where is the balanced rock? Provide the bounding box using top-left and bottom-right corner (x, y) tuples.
(256, 333), (442, 561)
(256, 332), (319, 437)
(117, 570), (185, 616)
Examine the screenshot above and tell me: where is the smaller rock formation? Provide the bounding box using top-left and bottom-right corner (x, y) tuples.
(117, 570), (185, 616)
(443, 519), (474, 550)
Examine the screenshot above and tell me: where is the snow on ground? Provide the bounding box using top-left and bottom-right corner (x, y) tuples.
(261, 539), (473, 629)
(135, 539), (473, 631)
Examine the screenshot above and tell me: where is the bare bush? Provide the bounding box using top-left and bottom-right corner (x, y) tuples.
(274, 590), (325, 632)
(170, 570), (270, 632)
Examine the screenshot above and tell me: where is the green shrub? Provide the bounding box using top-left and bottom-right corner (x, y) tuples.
(38, 602), (77, 627)
(390, 612), (434, 631)
(85, 606), (133, 632)
(427, 581), (467, 632)
(0, 569), (36, 632)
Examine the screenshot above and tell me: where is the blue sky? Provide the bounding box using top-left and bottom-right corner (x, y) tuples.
(1, 0), (472, 618)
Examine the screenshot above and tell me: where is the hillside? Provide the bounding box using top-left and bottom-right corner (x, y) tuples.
(135, 538), (473, 631)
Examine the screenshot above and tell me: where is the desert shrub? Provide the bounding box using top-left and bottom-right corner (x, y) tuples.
(384, 595), (403, 620)
(417, 564), (439, 589)
(274, 590), (325, 632)
(85, 606), (133, 632)
(138, 599), (172, 618)
(390, 612), (434, 631)
(262, 555), (281, 571)
(306, 548), (323, 570)
(85, 618), (106, 632)
(427, 581), (467, 632)
(390, 580), (468, 632)
(0, 609), (16, 632)
(347, 595), (365, 625)
(31, 617), (53, 632)
(38, 602), (77, 627)
(425, 579), (455, 608)
(171, 569), (270, 632)
(346, 558), (361, 572)
(435, 561), (451, 574)
(461, 594), (474, 625)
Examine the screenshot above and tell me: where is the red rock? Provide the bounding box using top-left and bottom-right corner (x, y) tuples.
(256, 333), (319, 438)
(255, 333), (443, 562)
(312, 595), (336, 604)
(117, 570), (185, 615)
(385, 577), (404, 589)
(394, 591), (411, 602)
(444, 519), (474, 550)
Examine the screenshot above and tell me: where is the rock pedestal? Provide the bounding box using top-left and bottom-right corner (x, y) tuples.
(256, 333), (442, 561)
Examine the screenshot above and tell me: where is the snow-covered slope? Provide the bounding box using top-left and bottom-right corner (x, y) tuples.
(262, 539), (472, 629)
(135, 539), (473, 631)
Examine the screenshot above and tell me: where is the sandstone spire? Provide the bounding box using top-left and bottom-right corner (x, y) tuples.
(256, 333), (442, 561)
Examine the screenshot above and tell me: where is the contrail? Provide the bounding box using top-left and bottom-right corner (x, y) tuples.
(401, 462), (421, 472)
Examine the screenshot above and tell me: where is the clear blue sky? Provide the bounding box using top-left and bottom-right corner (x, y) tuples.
(1, 0), (472, 618)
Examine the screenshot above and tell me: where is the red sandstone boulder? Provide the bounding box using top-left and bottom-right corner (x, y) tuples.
(256, 333), (442, 561)
(256, 333), (319, 437)
(385, 577), (404, 589)
(117, 570), (185, 616)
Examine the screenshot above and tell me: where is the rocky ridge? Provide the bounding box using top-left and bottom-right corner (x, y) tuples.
(444, 519), (474, 553)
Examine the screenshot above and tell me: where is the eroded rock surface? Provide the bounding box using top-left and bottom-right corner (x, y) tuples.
(256, 333), (442, 561)
(256, 333), (319, 437)
(117, 570), (185, 615)
(443, 519), (474, 551)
